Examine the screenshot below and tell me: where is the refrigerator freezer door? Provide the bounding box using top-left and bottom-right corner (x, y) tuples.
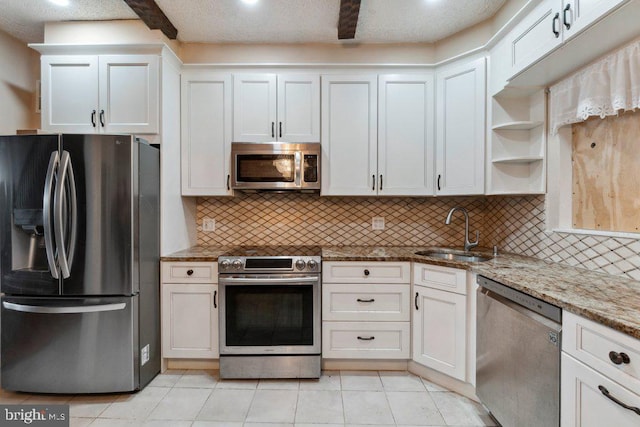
(60, 134), (137, 296)
(0, 135), (61, 295)
(1, 295), (139, 393)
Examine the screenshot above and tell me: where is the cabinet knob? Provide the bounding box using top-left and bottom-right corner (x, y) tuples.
(609, 351), (630, 365)
(363, 269), (370, 276)
(186, 269), (194, 276)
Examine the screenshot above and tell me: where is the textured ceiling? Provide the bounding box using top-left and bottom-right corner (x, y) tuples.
(0, 0), (507, 44)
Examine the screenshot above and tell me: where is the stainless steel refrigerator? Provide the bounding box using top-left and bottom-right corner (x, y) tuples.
(0, 134), (160, 393)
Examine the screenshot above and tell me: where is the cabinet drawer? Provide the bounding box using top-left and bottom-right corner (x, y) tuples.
(162, 262), (217, 283)
(323, 262), (410, 284)
(563, 311), (640, 395)
(562, 352), (640, 427)
(322, 321), (410, 359)
(413, 263), (467, 294)
(322, 283), (410, 321)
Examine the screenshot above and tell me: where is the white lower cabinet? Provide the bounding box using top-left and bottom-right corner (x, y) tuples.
(561, 311), (640, 425)
(323, 322), (411, 359)
(562, 353), (640, 426)
(322, 261), (410, 359)
(161, 262), (219, 359)
(412, 264), (468, 381)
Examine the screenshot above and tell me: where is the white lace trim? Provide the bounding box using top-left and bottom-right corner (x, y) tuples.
(549, 39), (640, 134)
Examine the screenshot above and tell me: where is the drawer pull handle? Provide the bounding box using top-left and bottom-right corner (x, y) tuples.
(357, 336), (375, 341)
(213, 290), (217, 308)
(415, 292), (419, 310)
(356, 298), (375, 303)
(598, 385), (640, 416)
(364, 269), (370, 276)
(609, 351), (631, 365)
(186, 269), (194, 276)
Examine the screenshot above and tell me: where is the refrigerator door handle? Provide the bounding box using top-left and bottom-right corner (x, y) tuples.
(43, 151), (60, 279)
(66, 153), (78, 271)
(2, 301), (126, 314)
(54, 151), (76, 279)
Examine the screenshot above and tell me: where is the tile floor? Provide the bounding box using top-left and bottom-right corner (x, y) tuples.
(0, 370), (496, 427)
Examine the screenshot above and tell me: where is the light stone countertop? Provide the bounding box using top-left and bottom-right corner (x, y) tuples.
(162, 245), (640, 340)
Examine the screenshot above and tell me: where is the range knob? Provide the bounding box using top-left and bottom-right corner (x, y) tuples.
(307, 259), (318, 271)
(231, 259), (243, 270)
(220, 260), (231, 271)
(295, 259), (306, 270)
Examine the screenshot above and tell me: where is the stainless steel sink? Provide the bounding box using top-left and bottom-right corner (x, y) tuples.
(414, 249), (492, 263)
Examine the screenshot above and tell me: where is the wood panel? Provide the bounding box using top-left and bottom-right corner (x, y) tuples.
(572, 111), (640, 232)
(338, 0), (361, 40)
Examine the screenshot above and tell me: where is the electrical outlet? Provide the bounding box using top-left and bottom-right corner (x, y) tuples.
(372, 216), (385, 230)
(141, 344), (149, 366)
(203, 218), (215, 232)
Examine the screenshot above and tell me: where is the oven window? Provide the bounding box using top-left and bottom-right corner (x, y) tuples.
(237, 154), (295, 182)
(225, 285), (314, 346)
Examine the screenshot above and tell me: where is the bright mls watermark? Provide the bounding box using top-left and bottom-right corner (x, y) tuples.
(0, 405), (68, 426)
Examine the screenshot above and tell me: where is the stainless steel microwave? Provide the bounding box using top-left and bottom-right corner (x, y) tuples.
(231, 142), (321, 192)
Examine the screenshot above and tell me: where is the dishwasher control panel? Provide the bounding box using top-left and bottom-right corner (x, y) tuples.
(477, 275), (562, 323)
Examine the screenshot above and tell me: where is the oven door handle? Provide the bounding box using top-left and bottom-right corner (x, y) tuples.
(219, 276), (319, 284)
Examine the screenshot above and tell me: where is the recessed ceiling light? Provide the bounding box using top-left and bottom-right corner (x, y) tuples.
(240, 0), (259, 5)
(48, 0), (70, 6)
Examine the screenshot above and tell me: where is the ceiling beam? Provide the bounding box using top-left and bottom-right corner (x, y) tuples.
(338, 0), (361, 40)
(123, 0), (178, 40)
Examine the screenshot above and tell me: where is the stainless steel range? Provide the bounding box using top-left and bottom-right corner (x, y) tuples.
(218, 246), (321, 379)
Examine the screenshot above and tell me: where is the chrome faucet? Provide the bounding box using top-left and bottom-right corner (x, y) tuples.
(445, 207), (479, 252)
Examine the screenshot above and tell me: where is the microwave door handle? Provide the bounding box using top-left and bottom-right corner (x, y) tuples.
(295, 151), (302, 186)
(43, 151), (60, 279)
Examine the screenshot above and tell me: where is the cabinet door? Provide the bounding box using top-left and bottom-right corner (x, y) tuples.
(378, 74), (435, 196)
(412, 285), (466, 381)
(509, 0), (563, 77)
(321, 75), (378, 196)
(277, 74), (320, 142)
(563, 0), (626, 40)
(181, 70), (233, 196)
(41, 55), (99, 133)
(233, 73), (277, 142)
(162, 283), (218, 359)
(562, 353), (640, 427)
(99, 55), (159, 134)
(435, 58), (486, 195)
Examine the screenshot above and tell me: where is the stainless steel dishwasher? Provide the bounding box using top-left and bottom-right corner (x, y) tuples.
(476, 275), (562, 427)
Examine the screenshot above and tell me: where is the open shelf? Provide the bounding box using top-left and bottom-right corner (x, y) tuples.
(487, 89), (546, 195)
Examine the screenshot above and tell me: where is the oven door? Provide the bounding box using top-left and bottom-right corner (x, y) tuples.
(218, 275), (321, 355)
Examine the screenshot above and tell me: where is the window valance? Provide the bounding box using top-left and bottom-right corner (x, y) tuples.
(549, 39), (640, 135)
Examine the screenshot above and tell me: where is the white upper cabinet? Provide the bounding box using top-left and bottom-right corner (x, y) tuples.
(181, 70), (233, 196)
(322, 74), (436, 197)
(321, 74), (378, 196)
(508, 0), (627, 79)
(41, 54), (159, 134)
(378, 74), (435, 196)
(509, 0), (563, 77)
(563, 0), (626, 40)
(435, 57), (486, 195)
(233, 73), (319, 142)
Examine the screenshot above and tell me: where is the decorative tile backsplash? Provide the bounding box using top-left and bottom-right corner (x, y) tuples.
(197, 193), (640, 280)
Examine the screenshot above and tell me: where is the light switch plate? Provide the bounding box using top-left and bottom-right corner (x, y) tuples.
(372, 217), (385, 230)
(203, 218), (215, 232)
